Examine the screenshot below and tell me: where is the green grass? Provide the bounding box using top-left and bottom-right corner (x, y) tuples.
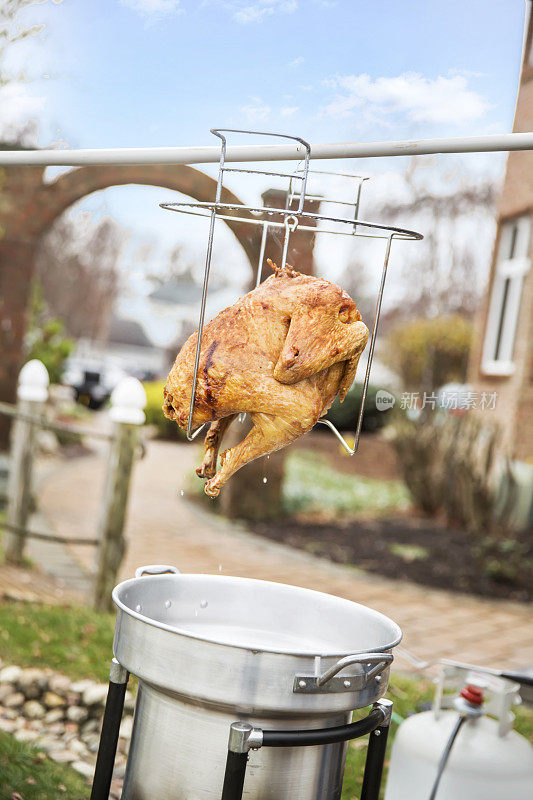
(388, 543), (430, 562)
(0, 730), (87, 800)
(283, 450), (411, 516)
(0, 600), (115, 683)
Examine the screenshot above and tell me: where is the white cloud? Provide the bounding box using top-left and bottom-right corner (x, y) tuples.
(239, 97), (271, 122)
(120, 0), (183, 19)
(322, 72), (491, 126)
(0, 82), (45, 141)
(281, 105), (299, 116)
(223, 0), (297, 24)
(288, 56), (305, 67)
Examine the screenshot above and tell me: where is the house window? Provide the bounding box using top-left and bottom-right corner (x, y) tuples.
(482, 215), (531, 376)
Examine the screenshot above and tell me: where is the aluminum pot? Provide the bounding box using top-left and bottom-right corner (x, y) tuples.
(113, 565), (401, 800)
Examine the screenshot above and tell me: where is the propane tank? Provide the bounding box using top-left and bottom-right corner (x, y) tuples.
(384, 665), (533, 800)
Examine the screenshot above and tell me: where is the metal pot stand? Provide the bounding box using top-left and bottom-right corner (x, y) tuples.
(90, 564), (401, 800)
(221, 700), (393, 800)
(89, 657), (393, 800)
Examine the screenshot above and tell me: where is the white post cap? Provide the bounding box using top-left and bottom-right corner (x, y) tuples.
(17, 359), (50, 402)
(110, 377), (147, 425)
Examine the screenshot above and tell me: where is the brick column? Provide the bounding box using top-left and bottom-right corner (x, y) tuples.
(0, 237), (37, 450)
(260, 188), (322, 281)
(0, 159), (44, 451)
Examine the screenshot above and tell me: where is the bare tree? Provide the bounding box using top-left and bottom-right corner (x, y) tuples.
(35, 214), (124, 342)
(0, 1), (52, 143)
(338, 255), (376, 324)
(0, 1), (45, 83)
(147, 242), (235, 294)
(367, 161), (498, 321)
(146, 244), (188, 288)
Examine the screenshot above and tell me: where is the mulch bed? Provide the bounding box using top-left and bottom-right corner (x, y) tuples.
(249, 515), (533, 602)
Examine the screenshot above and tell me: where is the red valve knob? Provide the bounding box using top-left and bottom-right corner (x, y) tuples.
(460, 684), (484, 705)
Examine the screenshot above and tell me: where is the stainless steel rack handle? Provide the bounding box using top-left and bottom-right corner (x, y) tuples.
(210, 129), (312, 213)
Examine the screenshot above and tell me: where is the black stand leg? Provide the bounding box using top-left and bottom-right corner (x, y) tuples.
(360, 700), (393, 800)
(221, 751), (248, 800)
(90, 658), (129, 800)
(220, 722), (261, 800)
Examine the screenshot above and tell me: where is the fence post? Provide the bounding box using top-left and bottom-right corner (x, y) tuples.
(93, 377), (146, 611)
(4, 360), (50, 564)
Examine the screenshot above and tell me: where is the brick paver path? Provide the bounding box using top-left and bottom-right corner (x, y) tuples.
(0, 562), (82, 604)
(38, 440), (533, 673)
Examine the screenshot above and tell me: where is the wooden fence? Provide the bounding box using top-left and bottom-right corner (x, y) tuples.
(0, 361), (147, 611)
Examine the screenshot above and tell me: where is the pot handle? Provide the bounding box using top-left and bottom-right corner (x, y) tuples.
(294, 652), (394, 694)
(134, 564), (181, 579)
(318, 653), (393, 687)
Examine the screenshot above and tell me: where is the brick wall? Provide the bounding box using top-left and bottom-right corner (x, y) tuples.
(468, 16), (533, 461)
(469, 215), (533, 459)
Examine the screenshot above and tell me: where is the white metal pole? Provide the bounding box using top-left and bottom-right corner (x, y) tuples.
(1, 132), (533, 167)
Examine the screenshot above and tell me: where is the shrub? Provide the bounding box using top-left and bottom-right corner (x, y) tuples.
(324, 383), (394, 433)
(143, 381), (186, 440)
(25, 283), (74, 384)
(384, 315), (472, 390)
(390, 413), (517, 536)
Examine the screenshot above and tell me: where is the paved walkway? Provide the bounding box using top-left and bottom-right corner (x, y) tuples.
(0, 561), (82, 604)
(35, 440), (533, 673)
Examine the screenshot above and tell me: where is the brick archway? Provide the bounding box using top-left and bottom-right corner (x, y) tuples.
(0, 161), (263, 448)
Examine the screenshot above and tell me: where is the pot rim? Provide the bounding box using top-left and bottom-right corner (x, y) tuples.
(112, 573), (402, 658)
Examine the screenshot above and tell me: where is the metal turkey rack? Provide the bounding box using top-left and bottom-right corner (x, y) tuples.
(160, 128), (423, 453)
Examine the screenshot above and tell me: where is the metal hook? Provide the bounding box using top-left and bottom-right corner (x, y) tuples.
(281, 215), (298, 269)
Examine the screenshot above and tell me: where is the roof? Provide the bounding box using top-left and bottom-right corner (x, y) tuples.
(149, 277), (203, 305)
(149, 267), (224, 304)
(108, 317), (154, 348)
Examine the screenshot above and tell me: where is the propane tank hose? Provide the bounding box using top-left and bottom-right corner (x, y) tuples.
(428, 715), (466, 800)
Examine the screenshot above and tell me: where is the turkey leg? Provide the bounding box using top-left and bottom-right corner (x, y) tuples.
(196, 414), (237, 479)
(204, 412), (309, 498)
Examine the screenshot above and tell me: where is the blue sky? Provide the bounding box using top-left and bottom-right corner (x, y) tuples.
(13, 0), (526, 150)
(2, 0), (529, 344)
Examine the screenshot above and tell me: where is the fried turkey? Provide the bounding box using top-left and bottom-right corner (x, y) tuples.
(163, 261), (369, 497)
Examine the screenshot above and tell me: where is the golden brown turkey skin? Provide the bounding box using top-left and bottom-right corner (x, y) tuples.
(164, 263), (369, 496)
